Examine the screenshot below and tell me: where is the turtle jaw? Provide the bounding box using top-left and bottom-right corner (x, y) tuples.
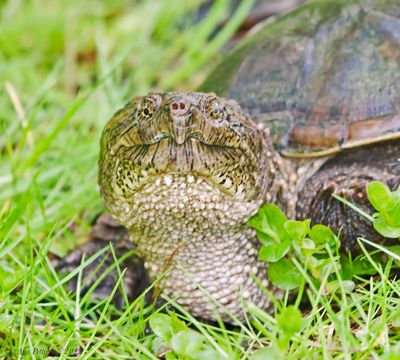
(111, 140), (264, 199)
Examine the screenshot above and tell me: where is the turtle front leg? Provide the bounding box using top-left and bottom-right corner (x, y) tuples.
(56, 214), (149, 307)
(295, 142), (400, 254)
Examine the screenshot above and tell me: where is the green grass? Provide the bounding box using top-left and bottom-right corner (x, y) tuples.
(1, 0), (400, 359)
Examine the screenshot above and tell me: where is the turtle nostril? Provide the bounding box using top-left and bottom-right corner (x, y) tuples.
(170, 100), (190, 115)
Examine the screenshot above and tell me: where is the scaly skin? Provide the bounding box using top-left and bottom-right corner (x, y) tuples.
(97, 92), (400, 322)
(98, 92), (282, 321)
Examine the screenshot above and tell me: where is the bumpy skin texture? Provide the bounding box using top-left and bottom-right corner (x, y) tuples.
(99, 93), (281, 321)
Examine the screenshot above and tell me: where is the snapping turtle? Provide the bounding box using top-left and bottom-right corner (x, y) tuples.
(60, 0), (400, 322)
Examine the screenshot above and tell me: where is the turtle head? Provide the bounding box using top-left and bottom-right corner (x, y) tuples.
(99, 92), (275, 209)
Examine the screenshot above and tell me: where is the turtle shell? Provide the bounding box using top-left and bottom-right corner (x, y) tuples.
(200, 0), (400, 157)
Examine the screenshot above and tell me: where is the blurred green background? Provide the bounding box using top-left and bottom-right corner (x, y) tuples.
(0, 0), (260, 256)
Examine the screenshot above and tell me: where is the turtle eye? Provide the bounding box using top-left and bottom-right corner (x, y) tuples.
(139, 98), (157, 120)
(207, 99), (225, 120)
